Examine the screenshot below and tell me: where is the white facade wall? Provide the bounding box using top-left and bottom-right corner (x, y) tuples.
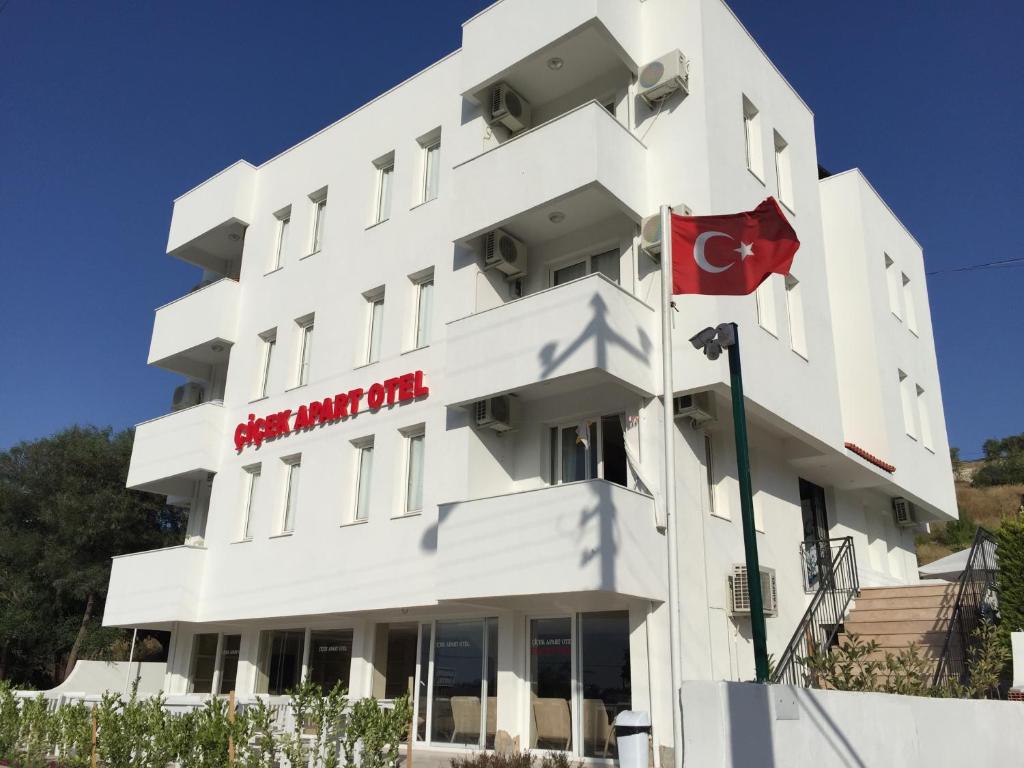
(105, 0), (957, 760)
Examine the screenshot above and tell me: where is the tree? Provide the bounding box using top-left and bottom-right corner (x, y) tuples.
(0, 426), (186, 686)
(995, 513), (1024, 651)
(950, 446), (962, 477)
(973, 432), (1024, 487)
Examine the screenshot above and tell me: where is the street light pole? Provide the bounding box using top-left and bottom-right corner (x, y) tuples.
(724, 323), (770, 682)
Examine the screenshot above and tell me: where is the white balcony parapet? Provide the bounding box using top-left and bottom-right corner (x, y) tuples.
(103, 545), (207, 627)
(148, 278), (240, 377)
(436, 479), (666, 602)
(127, 401), (225, 496)
(452, 101), (648, 242)
(445, 273), (658, 405)
(460, 0), (642, 97)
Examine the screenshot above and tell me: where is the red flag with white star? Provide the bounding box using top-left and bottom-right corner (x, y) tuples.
(670, 197), (800, 295)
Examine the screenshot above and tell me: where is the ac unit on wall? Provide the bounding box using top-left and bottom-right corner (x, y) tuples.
(172, 382), (205, 411)
(474, 395), (519, 432)
(640, 204), (693, 255)
(674, 392), (716, 425)
(893, 497), (917, 527)
(729, 564), (778, 617)
(638, 49), (690, 106)
(483, 228), (527, 278)
(489, 82), (532, 133)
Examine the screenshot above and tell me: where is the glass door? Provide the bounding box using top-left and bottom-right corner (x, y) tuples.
(799, 479), (831, 589)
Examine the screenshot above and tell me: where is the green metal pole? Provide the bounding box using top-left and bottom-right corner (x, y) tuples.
(726, 322), (770, 682)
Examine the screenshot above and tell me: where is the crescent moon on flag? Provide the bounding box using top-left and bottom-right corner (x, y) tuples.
(693, 231), (734, 273)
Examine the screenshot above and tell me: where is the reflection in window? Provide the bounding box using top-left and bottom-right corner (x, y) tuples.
(190, 633), (219, 694)
(530, 617), (573, 751)
(580, 612), (630, 758)
(257, 629), (305, 695)
(430, 620), (497, 747)
(219, 635), (241, 694)
(308, 629), (353, 694)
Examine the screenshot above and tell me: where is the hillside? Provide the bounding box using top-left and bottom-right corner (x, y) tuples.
(917, 482), (1024, 565)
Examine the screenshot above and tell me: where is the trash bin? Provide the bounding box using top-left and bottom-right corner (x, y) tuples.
(613, 710), (651, 768)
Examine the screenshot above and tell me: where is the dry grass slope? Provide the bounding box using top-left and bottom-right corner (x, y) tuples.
(916, 483), (1024, 565)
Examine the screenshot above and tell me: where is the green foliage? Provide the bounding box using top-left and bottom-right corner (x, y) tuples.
(450, 752), (581, 768)
(973, 433), (1024, 487)
(0, 426), (187, 687)
(345, 694), (411, 768)
(996, 513), (1024, 647)
(803, 624), (1010, 698)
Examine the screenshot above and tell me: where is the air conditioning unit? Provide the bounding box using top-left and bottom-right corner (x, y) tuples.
(729, 564), (778, 617)
(474, 395), (519, 432)
(172, 382), (205, 411)
(483, 228), (527, 277)
(639, 49), (690, 106)
(640, 204), (693, 255)
(489, 82), (532, 133)
(893, 497), (917, 527)
(674, 392), (716, 425)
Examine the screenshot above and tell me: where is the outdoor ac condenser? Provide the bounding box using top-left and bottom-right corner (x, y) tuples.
(893, 497), (917, 527)
(489, 82), (532, 132)
(729, 564), (778, 617)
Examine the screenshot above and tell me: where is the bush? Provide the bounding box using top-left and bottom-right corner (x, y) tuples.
(450, 752), (580, 768)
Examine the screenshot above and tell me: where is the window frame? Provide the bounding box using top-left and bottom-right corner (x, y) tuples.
(310, 195), (328, 255)
(281, 456), (302, 534)
(773, 130), (794, 210)
(271, 211), (291, 271)
(902, 272), (918, 335)
(412, 274), (434, 350)
(785, 274), (808, 359)
(296, 317), (314, 387)
(351, 437), (375, 523)
(239, 464), (261, 541)
(364, 290), (385, 364)
(400, 426), (426, 516)
(742, 95), (764, 181)
(257, 330), (276, 398)
(548, 245), (622, 288)
(885, 254), (903, 320)
(898, 370), (917, 440)
(547, 413), (624, 485)
(421, 138), (441, 204)
(374, 159), (395, 224)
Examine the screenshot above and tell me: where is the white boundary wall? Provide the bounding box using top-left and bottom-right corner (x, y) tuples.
(681, 681), (1023, 767)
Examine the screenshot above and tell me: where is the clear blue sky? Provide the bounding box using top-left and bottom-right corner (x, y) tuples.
(1, 1), (1020, 458)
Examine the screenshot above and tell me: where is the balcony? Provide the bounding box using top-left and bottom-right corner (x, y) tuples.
(459, 0), (641, 99)
(435, 480), (666, 603)
(452, 101), (647, 243)
(167, 160), (255, 275)
(103, 545), (206, 627)
(127, 401), (225, 497)
(149, 278), (239, 378)
(445, 273), (657, 406)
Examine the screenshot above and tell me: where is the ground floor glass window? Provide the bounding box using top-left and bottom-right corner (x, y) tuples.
(189, 634), (219, 694)
(257, 629), (305, 695)
(219, 634), (241, 694)
(308, 629), (353, 693)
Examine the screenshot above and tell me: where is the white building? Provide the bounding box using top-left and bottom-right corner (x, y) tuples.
(104, 0), (956, 762)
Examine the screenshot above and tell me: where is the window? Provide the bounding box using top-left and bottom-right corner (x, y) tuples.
(308, 629), (354, 694)
(785, 274), (807, 358)
(404, 429), (425, 514)
(310, 194), (328, 254)
(902, 273), (918, 335)
(257, 331), (276, 398)
(548, 415), (626, 485)
(189, 633), (219, 694)
(219, 635), (241, 694)
(353, 439), (374, 522)
(704, 433), (722, 518)
(917, 385), (934, 450)
(885, 254), (902, 319)
(374, 158), (394, 223)
(282, 457), (301, 533)
(240, 465), (261, 540)
(271, 211), (290, 270)
(898, 370), (916, 439)
(551, 249), (620, 287)
(421, 139), (440, 203)
(755, 279), (777, 336)
(365, 291), (385, 364)
(413, 276), (434, 349)
(256, 629), (305, 695)
(528, 611), (630, 758)
(742, 96), (764, 180)
(773, 130), (793, 209)
(296, 318), (314, 386)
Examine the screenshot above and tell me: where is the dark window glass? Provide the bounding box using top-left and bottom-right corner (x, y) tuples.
(580, 612), (630, 758)
(416, 624), (431, 741)
(384, 624), (419, 699)
(601, 415), (627, 486)
(261, 629), (305, 695)
(529, 617), (573, 751)
(190, 633), (218, 694)
(219, 635), (241, 694)
(431, 621), (485, 745)
(308, 630), (353, 694)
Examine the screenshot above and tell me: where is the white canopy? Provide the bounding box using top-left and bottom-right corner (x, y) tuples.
(918, 543), (998, 581)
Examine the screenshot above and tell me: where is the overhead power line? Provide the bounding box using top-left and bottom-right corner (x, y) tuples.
(927, 256), (1024, 276)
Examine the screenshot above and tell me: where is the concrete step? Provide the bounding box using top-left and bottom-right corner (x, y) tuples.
(839, 631), (948, 649)
(845, 619), (950, 635)
(858, 585), (955, 599)
(852, 594), (955, 611)
(846, 607), (955, 623)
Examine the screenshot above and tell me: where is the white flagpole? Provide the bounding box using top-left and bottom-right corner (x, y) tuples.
(659, 204), (684, 768)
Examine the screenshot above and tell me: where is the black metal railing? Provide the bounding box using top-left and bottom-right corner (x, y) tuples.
(771, 536), (859, 686)
(931, 526), (999, 690)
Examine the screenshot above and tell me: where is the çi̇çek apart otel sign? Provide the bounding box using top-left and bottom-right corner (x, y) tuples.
(234, 370), (429, 451)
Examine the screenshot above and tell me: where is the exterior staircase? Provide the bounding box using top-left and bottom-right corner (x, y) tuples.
(840, 583), (957, 666)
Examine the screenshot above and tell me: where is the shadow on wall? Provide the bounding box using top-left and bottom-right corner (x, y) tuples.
(538, 292), (653, 381)
(724, 683), (776, 768)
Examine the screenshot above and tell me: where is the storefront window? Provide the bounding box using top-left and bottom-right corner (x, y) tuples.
(431, 621), (485, 745)
(416, 624), (431, 741)
(189, 634), (219, 694)
(308, 629), (353, 694)
(529, 618), (573, 751)
(257, 629), (305, 695)
(579, 612), (630, 758)
(219, 635), (241, 694)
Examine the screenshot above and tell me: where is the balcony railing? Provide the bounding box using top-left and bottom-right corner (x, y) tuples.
(435, 479), (665, 602)
(127, 401), (225, 496)
(444, 273), (658, 405)
(148, 278), (239, 377)
(104, 544), (207, 626)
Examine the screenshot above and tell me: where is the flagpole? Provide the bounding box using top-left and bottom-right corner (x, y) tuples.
(659, 204), (684, 768)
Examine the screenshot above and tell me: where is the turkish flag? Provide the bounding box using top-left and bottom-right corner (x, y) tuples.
(670, 197), (800, 295)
